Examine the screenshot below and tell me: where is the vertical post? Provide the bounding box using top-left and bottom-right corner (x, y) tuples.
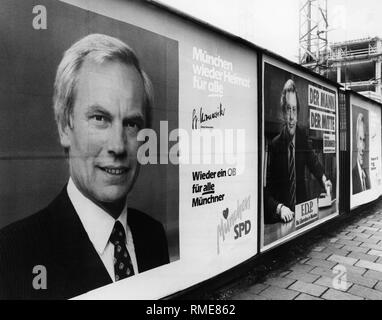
(376, 58), (382, 96)
(299, 1), (302, 63)
(307, 0), (312, 56)
(337, 65), (342, 83)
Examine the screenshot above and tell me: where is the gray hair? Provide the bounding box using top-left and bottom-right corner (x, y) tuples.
(280, 79), (300, 115)
(356, 112), (365, 142)
(53, 33), (153, 132)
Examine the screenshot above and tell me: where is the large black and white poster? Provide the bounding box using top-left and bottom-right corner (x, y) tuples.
(262, 57), (339, 250)
(350, 93), (382, 208)
(0, 0), (259, 300)
(0, 0), (179, 299)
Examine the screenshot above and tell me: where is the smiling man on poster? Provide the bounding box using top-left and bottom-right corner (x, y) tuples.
(352, 112), (370, 194)
(0, 34), (169, 299)
(265, 79), (332, 224)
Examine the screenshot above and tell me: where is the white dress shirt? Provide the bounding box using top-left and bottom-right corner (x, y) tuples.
(67, 178), (139, 281)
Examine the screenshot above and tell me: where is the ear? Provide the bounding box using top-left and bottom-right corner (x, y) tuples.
(57, 119), (71, 149)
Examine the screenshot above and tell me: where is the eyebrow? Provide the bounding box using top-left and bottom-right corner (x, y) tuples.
(85, 105), (112, 118)
(86, 105), (145, 125)
(124, 113), (145, 128)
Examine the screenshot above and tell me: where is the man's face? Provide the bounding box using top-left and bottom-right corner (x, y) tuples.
(60, 59), (145, 205)
(284, 91), (298, 138)
(357, 120), (365, 167)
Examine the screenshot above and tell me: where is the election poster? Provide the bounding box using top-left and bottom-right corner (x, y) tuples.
(350, 92), (382, 208)
(262, 56), (339, 250)
(0, 0), (180, 299)
(76, 0), (259, 299)
(0, 0), (258, 299)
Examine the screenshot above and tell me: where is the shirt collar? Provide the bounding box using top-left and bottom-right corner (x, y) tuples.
(67, 178), (128, 255)
(284, 125), (296, 147)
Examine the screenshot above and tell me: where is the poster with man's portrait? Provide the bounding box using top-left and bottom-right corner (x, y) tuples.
(351, 106), (370, 195)
(350, 93), (382, 209)
(0, 0), (260, 300)
(262, 57), (339, 250)
(0, 0), (179, 299)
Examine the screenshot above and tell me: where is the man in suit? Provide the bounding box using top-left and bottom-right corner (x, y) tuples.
(352, 113), (370, 194)
(0, 34), (169, 299)
(265, 79), (332, 224)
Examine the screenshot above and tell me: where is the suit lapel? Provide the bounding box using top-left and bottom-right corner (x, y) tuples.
(47, 187), (112, 298)
(127, 209), (146, 273)
(280, 126), (290, 181)
(295, 127), (301, 176)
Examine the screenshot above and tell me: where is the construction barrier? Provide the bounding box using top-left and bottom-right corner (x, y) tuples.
(0, 0), (381, 300)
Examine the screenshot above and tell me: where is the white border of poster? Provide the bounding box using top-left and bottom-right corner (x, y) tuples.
(261, 55), (340, 252)
(350, 93), (382, 209)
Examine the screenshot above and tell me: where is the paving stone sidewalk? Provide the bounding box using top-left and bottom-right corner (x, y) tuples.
(203, 200), (382, 300)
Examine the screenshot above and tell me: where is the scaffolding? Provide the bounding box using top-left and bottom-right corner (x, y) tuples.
(299, 0), (329, 75)
(327, 37), (382, 102)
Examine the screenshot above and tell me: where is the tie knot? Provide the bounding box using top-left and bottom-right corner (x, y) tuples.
(109, 221), (126, 246)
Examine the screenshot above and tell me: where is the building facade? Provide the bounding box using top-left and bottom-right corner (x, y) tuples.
(303, 37), (382, 103)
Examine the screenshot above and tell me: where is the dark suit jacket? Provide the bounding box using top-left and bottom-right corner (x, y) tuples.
(352, 164), (370, 195)
(0, 187), (169, 299)
(265, 126), (325, 224)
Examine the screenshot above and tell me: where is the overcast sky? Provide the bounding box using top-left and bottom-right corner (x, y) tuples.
(158, 0), (382, 62)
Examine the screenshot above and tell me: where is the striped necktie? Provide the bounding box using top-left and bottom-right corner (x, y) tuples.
(361, 169), (366, 191)
(288, 142), (296, 209)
